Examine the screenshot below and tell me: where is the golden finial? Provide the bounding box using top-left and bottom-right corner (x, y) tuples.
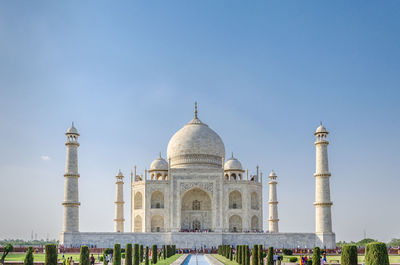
(194, 101), (198, 119)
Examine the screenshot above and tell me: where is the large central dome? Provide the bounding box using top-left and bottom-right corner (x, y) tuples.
(167, 106), (225, 169)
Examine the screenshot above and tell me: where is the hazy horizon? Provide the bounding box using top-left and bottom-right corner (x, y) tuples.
(0, 1), (399, 244)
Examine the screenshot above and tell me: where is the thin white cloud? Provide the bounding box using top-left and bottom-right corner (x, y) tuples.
(41, 155), (51, 161)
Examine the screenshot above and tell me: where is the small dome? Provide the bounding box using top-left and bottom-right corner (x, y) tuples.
(315, 124), (328, 134)
(269, 170), (277, 177)
(117, 170), (124, 177)
(66, 122), (79, 135)
(224, 154), (243, 171)
(150, 156), (168, 171)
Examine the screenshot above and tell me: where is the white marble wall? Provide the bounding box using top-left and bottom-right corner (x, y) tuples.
(60, 232), (335, 249)
(131, 168), (263, 233)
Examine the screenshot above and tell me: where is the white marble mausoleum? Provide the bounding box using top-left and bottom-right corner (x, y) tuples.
(60, 104), (336, 248)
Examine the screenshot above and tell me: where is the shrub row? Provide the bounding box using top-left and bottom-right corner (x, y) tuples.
(218, 245), (232, 260)
(38, 241), (389, 265)
(162, 245), (176, 259)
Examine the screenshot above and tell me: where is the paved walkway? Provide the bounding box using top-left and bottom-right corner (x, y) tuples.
(204, 255), (223, 265)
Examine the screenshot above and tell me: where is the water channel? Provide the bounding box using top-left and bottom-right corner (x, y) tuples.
(181, 255), (211, 265)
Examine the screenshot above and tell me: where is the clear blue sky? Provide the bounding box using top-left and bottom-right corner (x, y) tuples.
(0, 1), (399, 243)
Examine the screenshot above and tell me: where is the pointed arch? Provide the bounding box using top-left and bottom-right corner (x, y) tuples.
(151, 215), (164, 232)
(229, 215), (242, 232)
(134, 215), (142, 232)
(251, 192), (259, 210)
(229, 190), (242, 209)
(134, 192), (143, 209)
(251, 215), (259, 231)
(151, 191), (164, 208)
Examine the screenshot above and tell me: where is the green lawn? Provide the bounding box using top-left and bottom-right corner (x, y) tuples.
(151, 254), (182, 265)
(212, 254), (239, 265)
(6, 253), (182, 265)
(282, 254), (400, 264)
(6, 253), (81, 262)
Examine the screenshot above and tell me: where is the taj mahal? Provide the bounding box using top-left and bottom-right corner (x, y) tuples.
(60, 104), (336, 249)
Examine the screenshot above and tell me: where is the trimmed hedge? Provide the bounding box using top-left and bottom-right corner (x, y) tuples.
(162, 246), (166, 260)
(152, 245), (157, 264)
(45, 244), (57, 265)
(252, 245), (258, 265)
(312, 247), (321, 265)
(133, 244), (139, 265)
(80, 246), (90, 265)
(289, 257), (298, 262)
(365, 242), (389, 265)
(145, 246), (149, 265)
(125, 244), (132, 265)
(24, 247), (34, 265)
(258, 245), (263, 265)
(282, 249), (292, 255)
(341, 244), (357, 265)
(114, 244), (121, 265)
(266, 247), (273, 265)
(139, 245), (144, 262)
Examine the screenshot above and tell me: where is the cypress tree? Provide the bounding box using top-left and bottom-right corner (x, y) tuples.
(244, 245), (247, 265)
(258, 245), (263, 265)
(312, 247), (321, 265)
(113, 244), (121, 265)
(252, 245), (258, 265)
(238, 246), (242, 264)
(341, 245), (357, 265)
(152, 245), (157, 264)
(44, 244), (57, 265)
(242, 245), (245, 265)
(125, 244), (132, 265)
(145, 246), (149, 265)
(365, 242), (390, 265)
(266, 247), (273, 265)
(24, 247), (34, 265)
(162, 246), (166, 259)
(133, 244), (139, 265)
(242, 246), (245, 265)
(246, 246), (251, 265)
(139, 245), (144, 262)
(80, 246), (90, 265)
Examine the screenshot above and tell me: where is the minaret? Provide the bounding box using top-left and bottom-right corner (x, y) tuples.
(114, 170), (125, 232)
(268, 170), (279, 233)
(62, 123), (80, 232)
(314, 123), (335, 247)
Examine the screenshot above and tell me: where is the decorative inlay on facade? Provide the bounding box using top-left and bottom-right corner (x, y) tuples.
(180, 182), (214, 195)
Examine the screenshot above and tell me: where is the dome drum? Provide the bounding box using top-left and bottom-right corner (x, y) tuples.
(169, 154), (223, 168)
